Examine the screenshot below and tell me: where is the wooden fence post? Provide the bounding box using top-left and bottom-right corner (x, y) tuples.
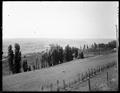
(103, 65), (104, 71)
(96, 66), (98, 73)
(63, 80), (66, 90)
(69, 81), (71, 88)
(78, 73), (80, 82)
(88, 77), (91, 91)
(107, 71), (109, 82)
(75, 77), (78, 84)
(91, 68), (93, 76)
(41, 85), (44, 91)
(95, 68), (97, 75)
(87, 69), (89, 77)
(89, 69), (91, 77)
(85, 72), (88, 79)
(92, 68), (94, 75)
(57, 80), (59, 91)
(100, 66), (101, 72)
(81, 73), (84, 81)
(50, 83), (53, 91)
(102, 65), (103, 71)
(94, 68), (96, 75)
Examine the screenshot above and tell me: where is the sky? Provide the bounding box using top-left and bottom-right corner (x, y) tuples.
(3, 1), (118, 39)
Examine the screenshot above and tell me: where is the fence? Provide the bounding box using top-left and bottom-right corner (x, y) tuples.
(40, 61), (117, 91)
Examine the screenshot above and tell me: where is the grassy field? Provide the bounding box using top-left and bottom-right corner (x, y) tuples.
(2, 49), (116, 76)
(66, 64), (118, 91)
(2, 52), (118, 91)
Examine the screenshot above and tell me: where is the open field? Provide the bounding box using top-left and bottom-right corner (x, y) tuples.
(2, 52), (118, 91)
(65, 64), (118, 91)
(2, 49), (116, 76)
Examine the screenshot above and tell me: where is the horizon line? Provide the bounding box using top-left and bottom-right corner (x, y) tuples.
(3, 37), (116, 40)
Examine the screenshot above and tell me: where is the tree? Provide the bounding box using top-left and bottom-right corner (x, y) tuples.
(80, 52), (84, 59)
(78, 51), (84, 59)
(83, 44), (86, 51)
(41, 52), (49, 68)
(41, 44), (64, 67)
(47, 51), (52, 66)
(108, 40), (116, 49)
(41, 52), (45, 68)
(49, 44), (60, 66)
(94, 43), (97, 49)
(51, 47), (58, 65)
(71, 47), (78, 59)
(33, 65), (35, 70)
(28, 65), (31, 71)
(87, 45), (89, 49)
(14, 43), (21, 73)
(98, 43), (105, 49)
(23, 58), (28, 72)
(35, 57), (38, 69)
(58, 46), (64, 63)
(7, 45), (14, 74)
(64, 45), (73, 61)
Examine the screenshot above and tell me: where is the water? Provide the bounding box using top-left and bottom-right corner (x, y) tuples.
(2, 38), (114, 57)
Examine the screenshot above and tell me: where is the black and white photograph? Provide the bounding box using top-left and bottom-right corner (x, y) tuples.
(2, 1), (119, 91)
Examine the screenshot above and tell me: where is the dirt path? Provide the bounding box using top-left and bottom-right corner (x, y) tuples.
(3, 53), (117, 91)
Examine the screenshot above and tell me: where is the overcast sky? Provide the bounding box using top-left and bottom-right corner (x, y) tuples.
(3, 1), (118, 39)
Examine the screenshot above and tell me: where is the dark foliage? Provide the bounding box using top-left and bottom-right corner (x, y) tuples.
(78, 51), (84, 59)
(64, 45), (73, 61)
(28, 66), (31, 71)
(7, 40), (116, 74)
(14, 43), (21, 73)
(108, 40), (116, 49)
(7, 45), (14, 74)
(23, 59), (28, 72)
(71, 47), (79, 58)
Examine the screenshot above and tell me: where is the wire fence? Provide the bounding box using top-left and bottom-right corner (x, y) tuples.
(39, 61), (117, 91)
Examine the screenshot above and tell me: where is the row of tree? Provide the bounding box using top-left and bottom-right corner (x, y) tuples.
(8, 43), (21, 74)
(7, 40), (116, 74)
(40, 44), (84, 68)
(92, 40), (117, 49)
(80, 40), (116, 53)
(8, 43), (33, 74)
(7, 43), (84, 74)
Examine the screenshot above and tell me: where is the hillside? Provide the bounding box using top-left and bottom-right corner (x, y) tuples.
(3, 53), (117, 91)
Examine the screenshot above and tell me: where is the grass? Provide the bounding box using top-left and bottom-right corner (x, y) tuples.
(2, 49), (116, 76)
(91, 66), (118, 91)
(59, 62), (118, 91)
(2, 52), (118, 91)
